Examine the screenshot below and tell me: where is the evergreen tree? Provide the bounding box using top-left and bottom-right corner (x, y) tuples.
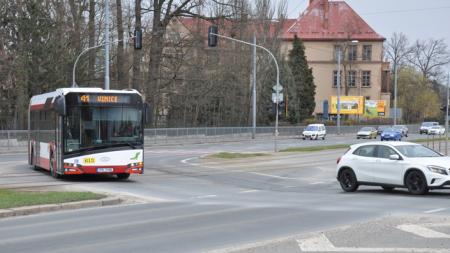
(287, 35), (316, 123)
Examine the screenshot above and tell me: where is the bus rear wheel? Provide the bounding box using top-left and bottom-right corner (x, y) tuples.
(117, 173), (130, 180)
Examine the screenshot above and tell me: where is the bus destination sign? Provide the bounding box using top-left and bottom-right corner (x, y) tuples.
(78, 94), (131, 104)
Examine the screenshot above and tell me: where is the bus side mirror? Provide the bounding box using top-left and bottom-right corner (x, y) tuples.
(54, 96), (66, 116)
(144, 103), (152, 124)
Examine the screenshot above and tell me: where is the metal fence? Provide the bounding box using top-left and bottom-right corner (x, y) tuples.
(0, 125), (423, 151)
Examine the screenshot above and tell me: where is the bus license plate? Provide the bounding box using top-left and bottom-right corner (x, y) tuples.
(97, 168), (113, 173)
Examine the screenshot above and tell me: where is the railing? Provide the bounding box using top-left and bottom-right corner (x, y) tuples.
(0, 125), (422, 151)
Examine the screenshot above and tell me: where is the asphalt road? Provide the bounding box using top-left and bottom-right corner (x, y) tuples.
(1, 134), (450, 253)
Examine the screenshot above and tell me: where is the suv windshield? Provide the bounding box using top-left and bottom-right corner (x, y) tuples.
(64, 106), (143, 153)
(422, 122), (438, 126)
(396, 145), (442, 157)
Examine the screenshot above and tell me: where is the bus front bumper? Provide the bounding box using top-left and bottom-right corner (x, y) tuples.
(63, 164), (144, 175)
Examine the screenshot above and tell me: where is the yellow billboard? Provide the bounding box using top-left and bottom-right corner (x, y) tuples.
(330, 96), (364, 115)
(364, 100), (386, 117)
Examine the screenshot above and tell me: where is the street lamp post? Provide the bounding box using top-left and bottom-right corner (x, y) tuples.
(393, 61), (398, 125)
(337, 47), (341, 135)
(72, 38), (132, 88)
(209, 31), (281, 152)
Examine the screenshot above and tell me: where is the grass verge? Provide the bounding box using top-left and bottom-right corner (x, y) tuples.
(410, 137), (447, 143)
(280, 144), (350, 152)
(208, 152), (269, 159)
(0, 189), (105, 209)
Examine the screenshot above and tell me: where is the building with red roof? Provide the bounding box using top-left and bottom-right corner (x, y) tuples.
(171, 0), (391, 119)
(280, 0), (391, 117)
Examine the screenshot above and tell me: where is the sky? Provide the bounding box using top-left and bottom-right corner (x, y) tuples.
(277, 0), (450, 45)
(274, 0), (450, 75)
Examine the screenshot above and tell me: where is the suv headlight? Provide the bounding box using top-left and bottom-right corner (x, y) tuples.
(427, 165), (448, 175)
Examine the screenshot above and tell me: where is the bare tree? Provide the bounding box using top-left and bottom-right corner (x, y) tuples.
(132, 0), (142, 92)
(116, 0), (127, 89)
(407, 38), (450, 80)
(385, 32), (411, 69)
(88, 0), (96, 85)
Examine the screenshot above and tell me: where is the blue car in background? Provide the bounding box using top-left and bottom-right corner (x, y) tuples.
(380, 128), (402, 141)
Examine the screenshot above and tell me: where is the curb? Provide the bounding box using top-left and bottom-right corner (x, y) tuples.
(0, 196), (122, 219)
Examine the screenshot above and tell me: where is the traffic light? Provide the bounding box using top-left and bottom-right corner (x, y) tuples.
(208, 25), (218, 47)
(134, 28), (142, 50)
(441, 105), (447, 111)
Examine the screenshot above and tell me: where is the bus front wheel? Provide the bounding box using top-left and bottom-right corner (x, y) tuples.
(116, 173), (130, 180)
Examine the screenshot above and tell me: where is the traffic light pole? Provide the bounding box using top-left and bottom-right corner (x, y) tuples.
(209, 32), (280, 152)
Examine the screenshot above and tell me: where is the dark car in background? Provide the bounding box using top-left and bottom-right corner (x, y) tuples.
(393, 125), (408, 137)
(377, 126), (390, 135)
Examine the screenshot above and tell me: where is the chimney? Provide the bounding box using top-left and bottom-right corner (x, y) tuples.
(323, 0), (329, 29)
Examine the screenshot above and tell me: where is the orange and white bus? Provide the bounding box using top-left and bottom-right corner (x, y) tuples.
(28, 87), (149, 179)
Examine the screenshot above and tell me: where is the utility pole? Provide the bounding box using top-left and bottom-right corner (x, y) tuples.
(252, 34), (257, 140)
(446, 73), (449, 155)
(337, 47), (341, 135)
(104, 0), (110, 90)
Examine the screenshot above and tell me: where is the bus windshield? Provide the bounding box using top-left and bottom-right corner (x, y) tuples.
(65, 106), (142, 153)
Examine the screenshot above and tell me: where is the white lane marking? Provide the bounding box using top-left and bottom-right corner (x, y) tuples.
(397, 224), (450, 238)
(297, 234), (335, 251)
(310, 181), (325, 185)
(249, 172), (299, 180)
(181, 157), (198, 165)
(193, 194), (217, 199)
(297, 233), (450, 252)
(424, 208), (446, 214)
(0, 161), (27, 165)
(239, 189), (260, 194)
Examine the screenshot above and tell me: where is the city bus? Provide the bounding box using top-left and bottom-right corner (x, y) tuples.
(28, 87), (149, 179)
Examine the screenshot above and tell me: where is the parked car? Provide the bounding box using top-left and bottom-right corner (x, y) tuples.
(392, 125), (408, 137)
(419, 122), (439, 134)
(377, 126), (390, 135)
(336, 141), (450, 195)
(357, 127), (378, 139)
(428, 125), (445, 135)
(380, 128), (402, 141)
(302, 124), (326, 140)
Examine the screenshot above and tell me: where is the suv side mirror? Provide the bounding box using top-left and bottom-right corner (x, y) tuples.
(54, 96), (66, 116)
(144, 103), (152, 124)
(389, 154), (400, 160)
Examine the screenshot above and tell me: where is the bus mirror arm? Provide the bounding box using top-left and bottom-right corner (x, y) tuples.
(55, 96), (66, 116)
(144, 103), (152, 125)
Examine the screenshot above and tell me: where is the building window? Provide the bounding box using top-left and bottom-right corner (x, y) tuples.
(362, 71), (371, 87)
(334, 45), (343, 60)
(347, 70), (357, 87)
(333, 70), (342, 87)
(365, 96), (371, 100)
(362, 45), (372, 61)
(348, 45), (357, 61)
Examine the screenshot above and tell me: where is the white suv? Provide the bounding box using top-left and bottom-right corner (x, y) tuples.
(336, 141), (450, 195)
(302, 124), (326, 140)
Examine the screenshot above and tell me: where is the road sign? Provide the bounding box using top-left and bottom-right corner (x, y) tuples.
(272, 84), (283, 92)
(272, 93), (283, 103)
